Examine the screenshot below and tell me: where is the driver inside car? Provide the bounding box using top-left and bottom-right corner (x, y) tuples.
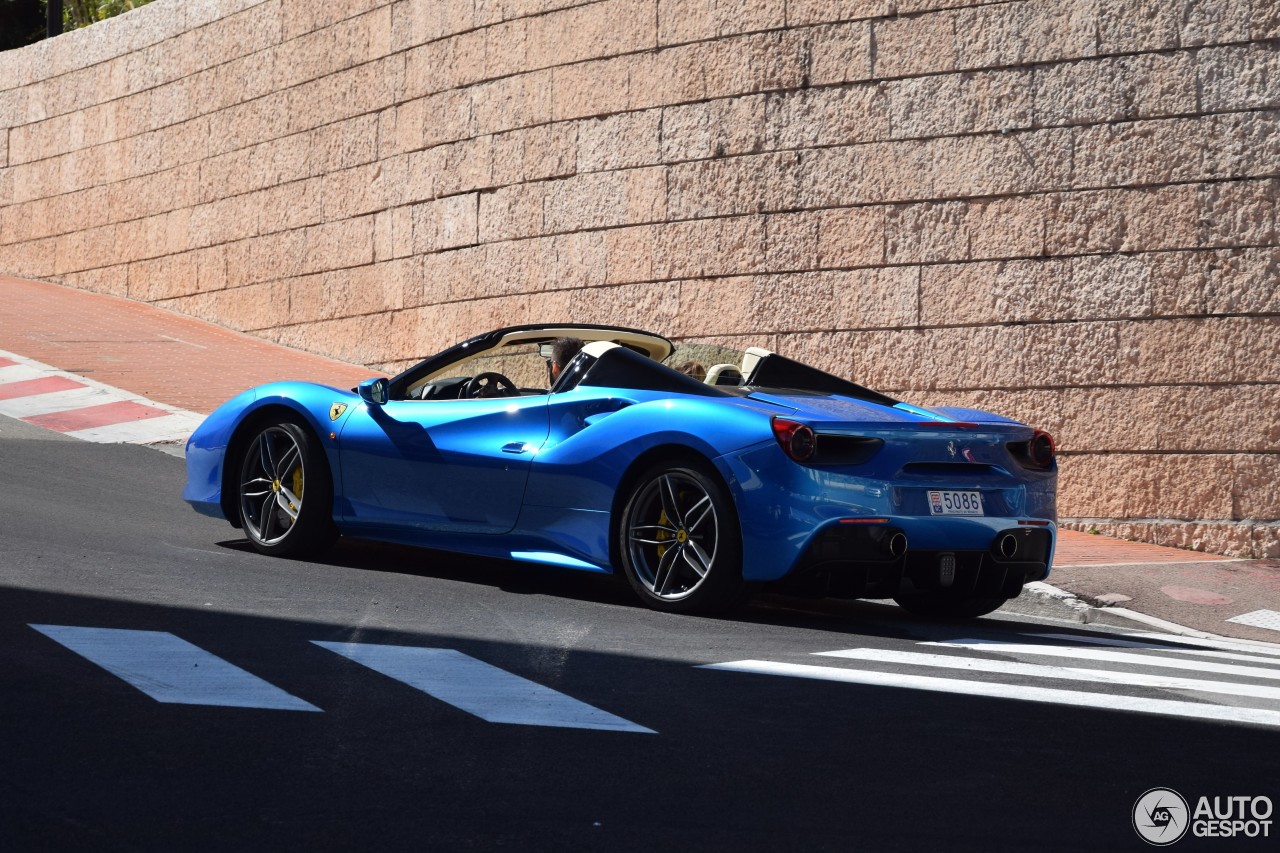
(544, 337), (584, 387)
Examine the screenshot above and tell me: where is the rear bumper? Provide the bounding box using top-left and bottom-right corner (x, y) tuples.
(773, 518), (1054, 600)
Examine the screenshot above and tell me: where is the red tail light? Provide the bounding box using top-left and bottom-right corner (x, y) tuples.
(772, 417), (816, 462)
(1028, 430), (1055, 467)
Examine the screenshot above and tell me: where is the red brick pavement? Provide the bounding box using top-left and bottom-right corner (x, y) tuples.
(0, 275), (379, 414)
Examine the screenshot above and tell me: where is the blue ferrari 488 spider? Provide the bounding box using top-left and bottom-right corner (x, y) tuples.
(183, 323), (1058, 617)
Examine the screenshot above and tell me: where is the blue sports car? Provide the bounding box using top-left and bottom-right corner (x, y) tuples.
(183, 323), (1058, 617)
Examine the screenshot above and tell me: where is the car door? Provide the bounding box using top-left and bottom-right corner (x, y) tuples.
(337, 394), (550, 534)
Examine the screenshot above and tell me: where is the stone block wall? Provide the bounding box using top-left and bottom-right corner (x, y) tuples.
(0, 0), (1277, 557)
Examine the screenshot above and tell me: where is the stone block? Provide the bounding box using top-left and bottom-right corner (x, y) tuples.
(628, 45), (707, 111)
(886, 201), (970, 265)
(832, 266), (920, 329)
(281, 0), (384, 41)
(1204, 111), (1280, 181)
(767, 85), (887, 149)
(887, 68), (1031, 139)
(479, 183), (545, 242)
(303, 215), (375, 274)
(285, 272), (331, 325)
(405, 29), (487, 100)
(551, 231), (608, 290)
(322, 163), (391, 221)
(308, 113), (380, 175)
(932, 127), (1072, 199)
(127, 252), (199, 302)
(1097, 0), (1180, 52)
(691, 30), (801, 99)
(1073, 119), (1208, 189)
(392, 0), (476, 52)
(473, 70), (554, 137)
(955, 0), (1097, 70)
(411, 193), (479, 253)
(522, 122), (579, 182)
(763, 212), (819, 273)
(63, 264), (129, 299)
(967, 195), (1044, 260)
(1179, 0), (1252, 46)
(577, 110), (662, 172)
(605, 225), (656, 283)
(248, 228), (309, 284)
(1197, 179), (1278, 249)
(667, 157), (758, 220)
(873, 11), (956, 79)
(658, 0), (785, 45)
(1234, 454), (1280, 519)
(788, 1), (892, 25)
(1202, 248), (1280, 314)
(432, 136), (496, 197)
(1064, 254), (1155, 320)
(1198, 43), (1280, 114)
(525, 0), (656, 69)
(626, 165), (669, 223)
(817, 205), (886, 269)
(1044, 186), (1199, 256)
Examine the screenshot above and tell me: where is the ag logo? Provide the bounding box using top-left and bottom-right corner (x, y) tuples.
(1134, 788), (1190, 845)
(329, 403), (348, 422)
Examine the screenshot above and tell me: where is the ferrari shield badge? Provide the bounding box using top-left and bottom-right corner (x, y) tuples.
(329, 403), (348, 421)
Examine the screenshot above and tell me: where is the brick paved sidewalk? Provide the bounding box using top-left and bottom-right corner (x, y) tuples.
(0, 275), (378, 415)
(3, 274), (1278, 643)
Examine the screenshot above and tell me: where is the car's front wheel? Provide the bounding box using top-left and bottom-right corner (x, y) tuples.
(893, 593), (1008, 620)
(617, 462), (747, 613)
(237, 418), (336, 557)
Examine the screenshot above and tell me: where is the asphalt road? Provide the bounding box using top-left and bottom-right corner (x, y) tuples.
(1, 419), (1276, 851)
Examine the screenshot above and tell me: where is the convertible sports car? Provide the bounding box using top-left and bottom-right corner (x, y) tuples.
(183, 323), (1058, 617)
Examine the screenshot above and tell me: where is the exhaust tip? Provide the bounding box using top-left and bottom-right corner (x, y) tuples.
(887, 532), (908, 559)
(998, 533), (1018, 559)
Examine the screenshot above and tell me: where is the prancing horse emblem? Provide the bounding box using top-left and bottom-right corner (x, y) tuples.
(329, 403), (348, 421)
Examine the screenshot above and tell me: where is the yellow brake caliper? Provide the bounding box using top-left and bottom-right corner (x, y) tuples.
(287, 465), (304, 525)
(656, 509), (671, 558)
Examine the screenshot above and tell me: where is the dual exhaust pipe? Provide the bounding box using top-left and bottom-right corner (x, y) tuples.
(878, 531), (1018, 560)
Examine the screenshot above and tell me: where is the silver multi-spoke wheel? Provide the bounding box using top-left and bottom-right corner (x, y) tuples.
(618, 463), (745, 612)
(236, 418), (336, 556)
(240, 425), (306, 545)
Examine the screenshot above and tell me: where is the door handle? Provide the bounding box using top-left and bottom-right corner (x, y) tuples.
(502, 442), (529, 454)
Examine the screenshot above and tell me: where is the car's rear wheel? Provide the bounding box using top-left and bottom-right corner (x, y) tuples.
(237, 418), (336, 557)
(618, 462), (747, 613)
(893, 593), (1008, 620)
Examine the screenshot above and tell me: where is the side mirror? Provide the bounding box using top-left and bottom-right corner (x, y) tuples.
(357, 377), (389, 406)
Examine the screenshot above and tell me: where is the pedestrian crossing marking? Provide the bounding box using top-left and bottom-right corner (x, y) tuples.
(30, 625), (319, 712)
(698, 659), (1280, 728)
(314, 642), (654, 733)
(815, 647), (1280, 702)
(921, 639), (1280, 682)
(1017, 631), (1280, 666)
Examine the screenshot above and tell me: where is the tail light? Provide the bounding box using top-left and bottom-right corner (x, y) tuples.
(1028, 430), (1055, 468)
(771, 417), (816, 462)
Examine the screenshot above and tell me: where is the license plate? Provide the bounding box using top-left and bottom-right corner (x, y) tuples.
(927, 490), (984, 516)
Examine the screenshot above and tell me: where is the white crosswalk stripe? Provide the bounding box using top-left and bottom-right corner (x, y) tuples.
(701, 631), (1280, 729)
(30, 625), (653, 732)
(31, 625), (319, 712)
(315, 642), (654, 733)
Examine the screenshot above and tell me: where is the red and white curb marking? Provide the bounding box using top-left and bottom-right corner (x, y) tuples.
(0, 349), (204, 447)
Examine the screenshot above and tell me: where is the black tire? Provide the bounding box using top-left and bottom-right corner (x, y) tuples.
(617, 461), (748, 614)
(893, 593), (1008, 620)
(236, 418), (337, 557)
